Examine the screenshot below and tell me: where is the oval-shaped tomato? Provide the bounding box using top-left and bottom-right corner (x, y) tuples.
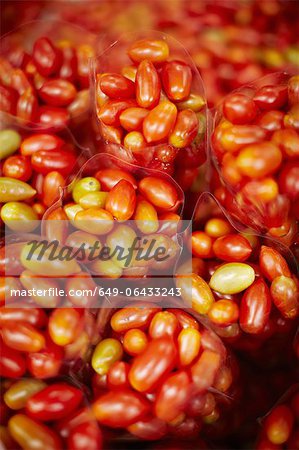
(93, 389), (150, 428)
(31, 150), (77, 175)
(154, 371), (191, 422)
(26, 383), (83, 421)
(239, 278), (272, 334)
(136, 60), (160, 109)
(39, 79), (77, 106)
(161, 60), (192, 101)
(129, 337), (177, 392)
(105, 179), (136, 221)
(100, 73), (135, 99)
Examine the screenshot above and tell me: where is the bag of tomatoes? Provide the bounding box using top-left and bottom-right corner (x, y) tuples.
(90, 31), (209, 193)
(82, 301), (241, 446)
(42, 152), (186, 302)
(210, 71), (299, 244)
(175, 192), (299, 361)
(0, 115), (91, 238)
(0, 375), (103, 450)
(255, 385), (299, 449)
(0, 19), (96, 141)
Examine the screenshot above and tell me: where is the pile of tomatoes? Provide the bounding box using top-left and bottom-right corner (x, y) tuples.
(0, 2), (299, 450)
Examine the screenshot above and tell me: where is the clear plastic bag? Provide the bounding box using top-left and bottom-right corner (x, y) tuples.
(90, 30), (208, 193)
(42, 153), (187, 305)
(255, 385), (299, 449)
(0, 115), (92, 231)
(175, 192), (298, 350)
(0, 375), (103, 449)
(210, 71), (299, 243)
(0, 20), (96, 137)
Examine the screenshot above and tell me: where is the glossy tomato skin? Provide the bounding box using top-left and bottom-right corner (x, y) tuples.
(38, 79), (77, 107)
(0, 341), (26, 378)
(169, 109), (199, 148)
(20, 134), (64, 156)
(111, 307), (159, 333)
(253, 85), (288, 110)
(31, 150), (77, 176)
(259, 246), (291, 281)
(138, 176), (178, 210)
(8, 414), (62, 450)
(27, 335), (63, 379)
(59, 45), (78, 82)
(38, 106), (70, 131)
(92, 389), (150, 428)
(136, 60), (160, 109)
(67, 421), (103, 450)
(154, 371), (192, 422)
(105, 179), (136, 220)
(223, 93), (257, 124)
(98, 99), (136, 126)
(212, 234), (252, 262)
(143, 101), (177, 143)
(239, 278), (272, 334)
(279, 161), (299, 201)
(26, 383), (83, 421)
(17, 89), (38, 122)
(129, 337), (177, 392)
(128, 39), (169, 64)
(0, 307), (47, 328)
(33, 37), (62, 77)
(3, 155), (32, 182)
(1, 323), (45, 352)
(0, 84), (18, 114)
(161, 60), (192, 101)
(127, 416), (168, 441)
(42, 171), (66, 207)
(100, 73), (135, 100)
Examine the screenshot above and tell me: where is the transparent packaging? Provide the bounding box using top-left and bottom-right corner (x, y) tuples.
(0, 20), (96, 138)
(175, 192), (298, 351)
(90, 30), (208, 193)
(210, 71), (299, 245)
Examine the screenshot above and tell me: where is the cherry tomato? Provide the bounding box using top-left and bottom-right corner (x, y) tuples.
(31, 150), (77, 175)
(162, 60), (192, 101)
(100, 73), (135, 100)
(39, 79), (77, 106)
(26, 383), (83, 421)
(68, 421), (103, 450)
(93, 389), (150, 428)
(105, 179), (136, 220)
(136, 60), (160, 108)
(129, 337), (177, 392)
(155, 371), (191, 423)
(223, 93), (257, 124)
(143, 101), (177, 143)
(3, 155), (32, 181)
(8, 414), (62, 450)
(33, 37), (62, 77)
(239, 278), (272, 333)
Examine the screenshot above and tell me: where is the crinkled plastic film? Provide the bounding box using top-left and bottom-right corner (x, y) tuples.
(90, 30), (209, 195)
(175, 192), (298, 350)
(210, 71), (299, 247)
(0, 20), (96, 136)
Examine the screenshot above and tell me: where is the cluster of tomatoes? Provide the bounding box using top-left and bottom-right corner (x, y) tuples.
(1, 3), (299, 450)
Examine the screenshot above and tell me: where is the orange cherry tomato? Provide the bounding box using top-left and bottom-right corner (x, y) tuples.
(100, 73), (135, 100)
(105, 179), (136, 220)
(136, 60), (160, 109)
(143, 101), (177, 143)
(129, 337), (177, 392)
(162, 60), (192, 101)
(138, 176), (178, 210)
